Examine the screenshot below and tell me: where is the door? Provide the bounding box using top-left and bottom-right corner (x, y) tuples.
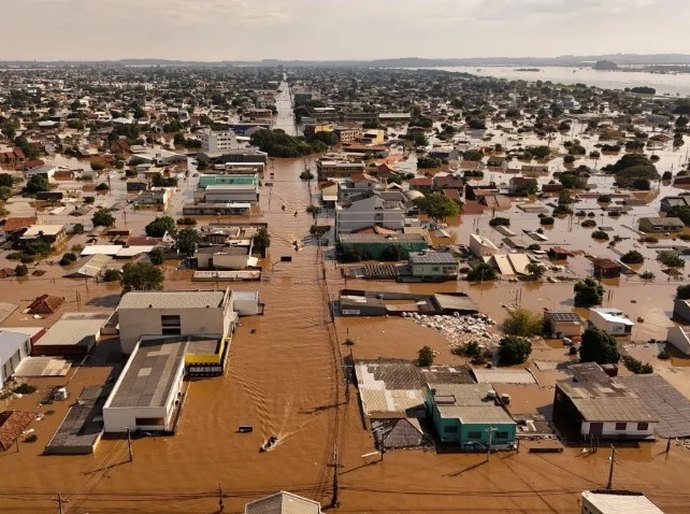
(589, 423), (603, 436)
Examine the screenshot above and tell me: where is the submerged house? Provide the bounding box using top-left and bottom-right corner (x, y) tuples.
(424, 383), (516, 450)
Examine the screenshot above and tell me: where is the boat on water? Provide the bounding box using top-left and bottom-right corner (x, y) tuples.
(260, 435), (278, 452)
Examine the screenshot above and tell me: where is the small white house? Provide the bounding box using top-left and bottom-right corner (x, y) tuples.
(581, 490), (666, 514)
(666, 325), (690, 355)
(588, 308), (635, 336)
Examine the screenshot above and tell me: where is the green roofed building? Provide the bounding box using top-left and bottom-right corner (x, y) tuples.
(424, 383), (516, 450)
(198, 173), (259, 189)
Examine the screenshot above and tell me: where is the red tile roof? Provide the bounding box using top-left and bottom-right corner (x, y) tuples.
(2, 217), (37, 233)
(0, 411), (34, 451)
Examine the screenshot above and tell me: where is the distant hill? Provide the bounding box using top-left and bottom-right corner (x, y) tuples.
(3, 54), (690, 68)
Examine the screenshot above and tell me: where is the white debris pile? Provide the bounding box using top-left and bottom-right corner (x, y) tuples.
(402, 311), (500, 349)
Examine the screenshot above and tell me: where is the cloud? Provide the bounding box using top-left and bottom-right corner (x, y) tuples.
(0, 0), (687, 60)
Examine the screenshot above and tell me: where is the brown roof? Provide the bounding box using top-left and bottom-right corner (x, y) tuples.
(27, 294), (65, 315)
(2, 217), (37, 233)
(0, 411), (34, 451)
(593, 258), (620, 270)
(127, 236), (161, 246)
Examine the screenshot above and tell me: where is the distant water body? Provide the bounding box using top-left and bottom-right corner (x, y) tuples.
(422, 66), (690, 97)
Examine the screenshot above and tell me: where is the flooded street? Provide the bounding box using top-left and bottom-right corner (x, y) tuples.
(3, 76), (690, 514)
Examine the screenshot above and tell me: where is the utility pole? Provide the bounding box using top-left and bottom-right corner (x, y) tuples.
(330, 445), (340, 508)
(218, 483), (224, 513)
(52, 493), (68, 514)
(485, 427), (498, 461)
(606, 445), (616, 489)
(127, 427), (133, 462)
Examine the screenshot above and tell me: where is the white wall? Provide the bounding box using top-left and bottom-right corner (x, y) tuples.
(581, 421), (655, 438)
(588, 312), (633, 335)
(118, 305), (230, 354)
(666, 326), (690, 355)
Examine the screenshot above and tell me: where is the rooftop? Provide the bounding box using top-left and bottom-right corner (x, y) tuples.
(409, 251), (457, 265)
(244, 491), (322, 514)
(106, 338), (187, 409)
(35, 312), (110, 347)
(428, 383), (515, 425)
(118, 289), (229, 310)
(582, 491), (666, 514)
(590, 308), (635, 326)
(545, 312), (583, 323)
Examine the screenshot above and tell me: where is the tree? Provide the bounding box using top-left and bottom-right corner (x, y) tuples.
(620, 250), (644, 264)
(175, 228), (201, 258)
(603, 153), (658, 187)
(145, 216), (175, 238)
(149, 247), (165, 265)
(103, 268), (122, 282)
(14, 264), (28, 277)
(573, 277), (604, 307)
(413, 193), (460, 224)
(0, 173), (15, 188)
(580, 326), (620, 364)
(657, 250), (684, 268)
(526, 262), (546, 280)
(253, 227), (271, 256)
(120, 262), (164, 293)
(466, 263), (497, 282)
(498, 336), (532, 365)
(676, 284), (690, 300)
(23, 175), (50, 195)
(92, 208), (115, 227)
(503, 308), (543, 337)
(417, 346), (435, 366)
(417, 155), (442, 169)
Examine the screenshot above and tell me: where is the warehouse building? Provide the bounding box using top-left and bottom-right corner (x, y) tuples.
(102, 338), (187, 433)
(117, 289), (236, 354)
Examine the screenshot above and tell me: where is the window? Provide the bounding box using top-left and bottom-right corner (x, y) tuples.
(161, 315), (181, 335)
(615, 422), (626, 431)
(467, 431), (481, 439)
(637, 422), (649, 431)
(135, 417), (165, 427)
(496, 431), (509, 440)
(443, 425), (458, 433)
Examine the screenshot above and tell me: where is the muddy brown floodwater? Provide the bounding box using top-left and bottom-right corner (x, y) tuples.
(2, 156), (690, 514)
(3, 125), (690, 511)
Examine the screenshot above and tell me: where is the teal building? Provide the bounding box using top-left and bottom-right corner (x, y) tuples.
(198, 174), (259, 189)
(425, 383), (517, 450)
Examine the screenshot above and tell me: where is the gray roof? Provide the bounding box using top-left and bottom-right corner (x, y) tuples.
(118, 289), (228, 310)
(618, 374), (690, 438)
(106, 338), (187, 408)
(546, 312), (583, 323)
(409, 251), (457, 264)
(557, 377), (656, 423)
(429, 383), (515, 425)
(641, 216), (685, 227)
(339, 233), (426, 243)
(35, 313), (109, 347)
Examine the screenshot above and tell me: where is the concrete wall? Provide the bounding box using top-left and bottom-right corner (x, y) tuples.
(411, 262), (458, 277)
(666, 326), (690, 355)
(0, 333), (31, 384)
(103, 351), (185, 432)
(118, 303), (232, 354)
(580, 420), (655, 439)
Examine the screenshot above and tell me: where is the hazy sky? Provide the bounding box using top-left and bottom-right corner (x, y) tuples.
(1, 0), (688, 61)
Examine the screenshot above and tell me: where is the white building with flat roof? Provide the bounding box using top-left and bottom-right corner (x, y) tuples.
(117, 289), (235, 354)
(102, 338), (187, 433)
(588, 308), (635, 336)
(201, 129), (240, 154)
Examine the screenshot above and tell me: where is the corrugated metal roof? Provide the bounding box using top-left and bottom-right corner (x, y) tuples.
(118, 290), (227, 310)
